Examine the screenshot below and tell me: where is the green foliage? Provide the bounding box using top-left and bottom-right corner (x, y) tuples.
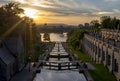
(89, 64), (117, 81)
(69, 46), (91, 62)
(67, 29), (88, 50)
(68, 45), (116, 81)
(90, 16), (120, 30)
(0, 2), (24, 35)
(90, 20), (100, 33)
(101, 16), (120, 29)
(43, 33), (50, 42)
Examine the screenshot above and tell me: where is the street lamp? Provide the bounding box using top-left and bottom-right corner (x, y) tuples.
(28, 56), (31, 72)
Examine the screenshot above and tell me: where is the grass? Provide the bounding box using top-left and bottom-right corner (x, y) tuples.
(89, 64), (116, 81)
(71, 48), (91, 62)
(69, 45), (91, 62)
(69, 46), (117, 81)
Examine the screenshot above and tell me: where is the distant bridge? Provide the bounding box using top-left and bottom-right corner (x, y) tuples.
(38, 27), (73, 33)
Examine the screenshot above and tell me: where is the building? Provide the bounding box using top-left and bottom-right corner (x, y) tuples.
(0, 36), (25, 81)
(4, 36), (25, 71)
(82, 33), (120, 81)
(0, 40), (15, 81)
(101, 29), (120, 42)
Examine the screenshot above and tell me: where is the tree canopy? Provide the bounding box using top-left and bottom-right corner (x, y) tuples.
(67, 29), (88, 50)
(90, 16), (120, 31)
(0, 2), (35, 37)
(0, 2), (24, 37)
(90, 20), (100, 33)
(0, 2), (24, 28)
(100, 16), (120, 29)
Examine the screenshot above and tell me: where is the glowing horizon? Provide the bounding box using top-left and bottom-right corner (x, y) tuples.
(0, 0), (120, 25)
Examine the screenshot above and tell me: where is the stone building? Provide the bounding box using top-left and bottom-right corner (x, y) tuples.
(0, 40), (15, 81)
(0, 36), (25, 81)
(82, 33), (120, 81)
(101, 29), (120, 42)
(4, 36), (25, 71)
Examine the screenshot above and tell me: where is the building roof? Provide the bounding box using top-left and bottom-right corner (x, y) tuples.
(0, 47), (15, 65)
(4, 38), (18, 54)
(4, 36), (24, 55)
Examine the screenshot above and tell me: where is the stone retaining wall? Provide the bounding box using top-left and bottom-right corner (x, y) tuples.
(82, 34), (120, 81)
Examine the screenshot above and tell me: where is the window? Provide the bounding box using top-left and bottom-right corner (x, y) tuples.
(102, 50), (105, 61)
(114, 59), (118, 72)
(108, 55), (111, 65)
(95, 46), (97, 54)
(98, 48), (101, 57)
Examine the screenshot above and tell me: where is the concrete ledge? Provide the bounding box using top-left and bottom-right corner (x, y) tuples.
(84, 70), (94, 81)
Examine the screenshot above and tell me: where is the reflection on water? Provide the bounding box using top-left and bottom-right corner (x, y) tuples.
(40, 33), (67, 42)
(33, 42), (87, 81)
(34, 70), (87, 81)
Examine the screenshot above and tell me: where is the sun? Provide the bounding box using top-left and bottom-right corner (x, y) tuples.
(24, 8), (38, 18)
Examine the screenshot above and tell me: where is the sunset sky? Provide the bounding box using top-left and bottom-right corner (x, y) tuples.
(0, 0), (120, 25)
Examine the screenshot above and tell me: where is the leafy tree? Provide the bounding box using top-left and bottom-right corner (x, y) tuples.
(0, 2), (24, 34)
(100, 16), (111, 29)
(68, 29), (88, 50)
(43, 33), (50, 42)
(100, 16), (120, 29)
(90, 20), (100, 33)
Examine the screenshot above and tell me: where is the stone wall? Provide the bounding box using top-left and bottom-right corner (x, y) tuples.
(82, 34), (120, 81)
(101, 29), (120, 42)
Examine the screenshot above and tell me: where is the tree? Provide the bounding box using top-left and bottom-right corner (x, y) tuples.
(3, 2), (24, 16)
(100, 16), (111, 29)
(100, 16), (120, 29)
(90, 20), (100, 33)
(0, 2), (24, 34)
(68, 29), (88, 50)
(43, 33), (50, 42)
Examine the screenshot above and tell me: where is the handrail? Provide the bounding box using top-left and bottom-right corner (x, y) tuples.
(84, 34), (120, 53)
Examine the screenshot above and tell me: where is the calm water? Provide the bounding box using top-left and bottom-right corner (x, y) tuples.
(40, 33), (67, 42)
(33, 42), (87, 81)
(34, 70), (87, 81)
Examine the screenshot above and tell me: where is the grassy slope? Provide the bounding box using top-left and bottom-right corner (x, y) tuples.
(69, 47), (116, 81)
(89, 64), (116, 81)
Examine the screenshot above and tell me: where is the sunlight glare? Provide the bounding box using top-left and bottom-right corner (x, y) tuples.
(24, 8), (38, 18)
(2, 20), (23, 37)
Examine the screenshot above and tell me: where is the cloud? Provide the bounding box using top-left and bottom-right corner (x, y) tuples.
(2, 0), (119, 17)
(113, 9), (120, 13)
(12, 0), (101, 17)
(94, 11), (113, 15)
(0, 0), (11, 5)
(1, 0), (120, 24)
(105, 0), (119, 2)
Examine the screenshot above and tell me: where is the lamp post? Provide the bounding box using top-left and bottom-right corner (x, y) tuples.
(28, 56), (31, 72)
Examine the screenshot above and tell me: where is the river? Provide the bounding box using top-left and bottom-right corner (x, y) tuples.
(40, 33), (67, 42)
